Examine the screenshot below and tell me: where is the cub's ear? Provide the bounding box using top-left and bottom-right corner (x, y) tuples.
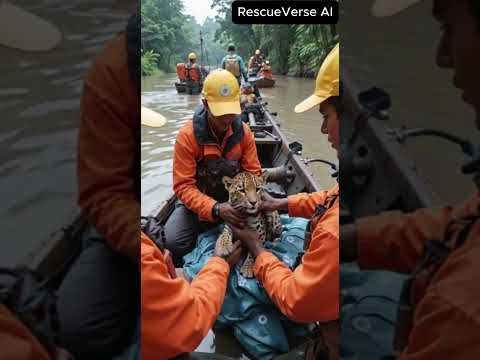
(259, 169), (269, 185)
(222, 176), (234, 190)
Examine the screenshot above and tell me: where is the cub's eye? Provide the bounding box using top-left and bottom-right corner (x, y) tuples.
(238, 188), (245, 194)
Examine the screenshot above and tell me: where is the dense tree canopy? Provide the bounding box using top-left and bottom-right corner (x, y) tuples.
(141, 0), (337, 77)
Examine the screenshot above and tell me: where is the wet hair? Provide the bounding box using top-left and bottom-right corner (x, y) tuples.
(323, 81), (343, 116)
(227, 44), (235, 52)
(126, 5), (140, 91)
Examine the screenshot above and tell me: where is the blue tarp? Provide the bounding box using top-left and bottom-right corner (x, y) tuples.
(183, 216), (312, 360)
(340, 264), (408, 359)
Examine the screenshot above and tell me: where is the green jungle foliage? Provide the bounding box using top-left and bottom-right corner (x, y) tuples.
(141, 0), (337, 77)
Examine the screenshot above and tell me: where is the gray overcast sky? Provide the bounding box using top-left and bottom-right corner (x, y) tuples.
(182, 0), (218, 24)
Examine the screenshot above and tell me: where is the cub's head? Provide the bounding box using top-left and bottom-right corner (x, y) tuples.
(223, 172), (266, 215)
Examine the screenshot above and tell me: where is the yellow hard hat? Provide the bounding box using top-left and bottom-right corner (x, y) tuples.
(371, 0), (423, 17)
(202, 69), (241, 116)
(188, 52), (197, 60)
(295, 43), (339, 113)
(141, 106), (166, 127)
(255, 49), (261, 55)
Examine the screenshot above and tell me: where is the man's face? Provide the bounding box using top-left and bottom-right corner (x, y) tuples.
(204, 100), (236, 135)
(320, 101), (340, 157)
(434, 0), (480, 126)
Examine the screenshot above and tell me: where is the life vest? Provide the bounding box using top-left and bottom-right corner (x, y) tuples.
(248, 56), (263, 72)
(185, 62), (201, 82)
(394, 212), (479, 353)
(176, 63), (187, 81)
(259, 64), (273, 78)
(192, 106), (243, 203)
(225, 55), (241, 77)
(302, 193), (339, 254)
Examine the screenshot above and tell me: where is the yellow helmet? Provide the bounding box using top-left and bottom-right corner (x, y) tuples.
(202, 70), (241, 116)
(371, 0), (423, 17)
(295, 43), (339, 113)
(188, 52), (197, 60)
(255, 49), (261, 55)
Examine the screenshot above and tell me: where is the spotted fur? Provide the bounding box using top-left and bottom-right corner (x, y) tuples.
(216, 171), (283, 277)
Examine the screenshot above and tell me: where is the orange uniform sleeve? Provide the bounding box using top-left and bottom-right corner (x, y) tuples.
(356, 206), (456, 274)
(239, 124), (262, 176)
(172, 124), (217, 222)
(77, 35), (139, 261)
(0, 305), (51, 360)
(141, 233), (229, 360)
(254, 205), (339, 323)
(288, 184), (339, 219)
(398, 290), (480, 359)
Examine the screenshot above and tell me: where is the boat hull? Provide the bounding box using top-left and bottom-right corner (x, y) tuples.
(248, 76), (275, 88)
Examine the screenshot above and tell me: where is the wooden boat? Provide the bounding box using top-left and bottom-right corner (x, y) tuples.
(175, 80), (202, 95)
(153, 100), (324, 225)
(248, 76), (275, 88)
(174, 81), (186, 93)
(147, 97), (335, 357)
(26, 95), (335, 359)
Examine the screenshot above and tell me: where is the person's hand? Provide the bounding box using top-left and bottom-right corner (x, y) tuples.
(229, 224), (265, 259)
(214, 239), (242, 267)
(219, 202), (246, 228)
(259, 192), (288, 212)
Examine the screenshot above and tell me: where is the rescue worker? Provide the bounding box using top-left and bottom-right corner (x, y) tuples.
(221, 43), (248, 84)
(259, 60), (273, 78)
(341, 0), (480, 358)
(185, 52), (202, 82)
(164, 69), (262, 266)
(230, 43), (340, 359)
(142, 231), (242, 360)
(141, 115), (243, 360)
(248, 49), (263, 76)
(56, 9), (140, 359)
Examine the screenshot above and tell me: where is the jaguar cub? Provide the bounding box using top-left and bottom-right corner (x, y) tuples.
(216, 171), (283, 277)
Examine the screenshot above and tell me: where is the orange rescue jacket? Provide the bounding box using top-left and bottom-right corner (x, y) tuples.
(0, 304), (51, 360)
(356, 193), (480, 359)
(173, 106), (261, 222)
(186, 62), (201, 81)
(141, 232), (230, 360)
(77, 34), (140, 261)
(254, 184), (340, 323)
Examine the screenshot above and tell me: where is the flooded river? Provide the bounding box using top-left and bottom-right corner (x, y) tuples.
(141, 73), (337, 216)
(1, 0), (130, 268)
